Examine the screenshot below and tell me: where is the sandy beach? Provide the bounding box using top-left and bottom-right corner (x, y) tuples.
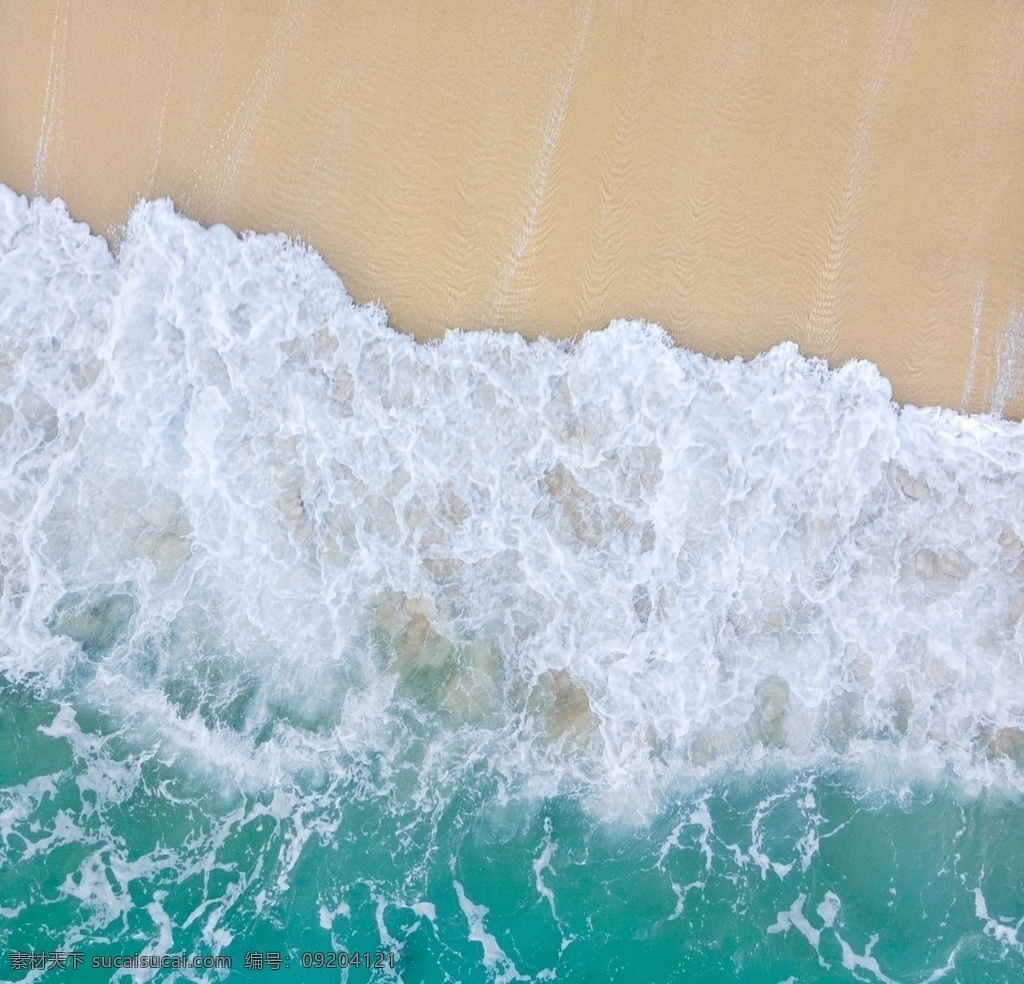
(1, 0), (1022, 417)
(5, 6), (1024, 978)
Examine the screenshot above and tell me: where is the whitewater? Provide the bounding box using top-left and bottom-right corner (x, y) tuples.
(1, 185), (1022, 982)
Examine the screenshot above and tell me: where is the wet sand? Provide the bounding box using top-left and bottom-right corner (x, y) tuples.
(1, 0), (1022, 417)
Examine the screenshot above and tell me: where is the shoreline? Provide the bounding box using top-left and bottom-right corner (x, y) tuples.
(12, 184), (1024, 427)
(2, 0), (1022, 418)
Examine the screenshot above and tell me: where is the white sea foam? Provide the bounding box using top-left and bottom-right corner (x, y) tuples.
(454, 880), (527, 984)
(1, 185), (1024, 818)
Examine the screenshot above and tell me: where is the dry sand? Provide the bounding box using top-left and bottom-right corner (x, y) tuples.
(1, 0), (1022, 417)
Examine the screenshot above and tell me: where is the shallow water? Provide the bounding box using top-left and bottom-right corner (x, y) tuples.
(5, 679), (1023, 983)
(1, 187), (1023, 981)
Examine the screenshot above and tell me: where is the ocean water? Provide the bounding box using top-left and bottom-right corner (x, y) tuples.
(0, 184), (1022, 982)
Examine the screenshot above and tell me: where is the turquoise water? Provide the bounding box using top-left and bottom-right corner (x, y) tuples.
(1, 186), (1023, 981)
(3, 677), (1022, 982)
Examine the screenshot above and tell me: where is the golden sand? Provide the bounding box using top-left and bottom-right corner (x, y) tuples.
(1, 0), (1022, 416)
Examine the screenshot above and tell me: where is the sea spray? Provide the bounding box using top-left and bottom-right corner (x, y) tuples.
(1, 186), (1022, 981)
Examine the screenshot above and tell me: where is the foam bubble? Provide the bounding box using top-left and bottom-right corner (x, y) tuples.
(1, 186), (1024, 820)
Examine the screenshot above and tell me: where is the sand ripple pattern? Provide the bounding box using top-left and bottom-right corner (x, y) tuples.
(0, 0), (1022, 416)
